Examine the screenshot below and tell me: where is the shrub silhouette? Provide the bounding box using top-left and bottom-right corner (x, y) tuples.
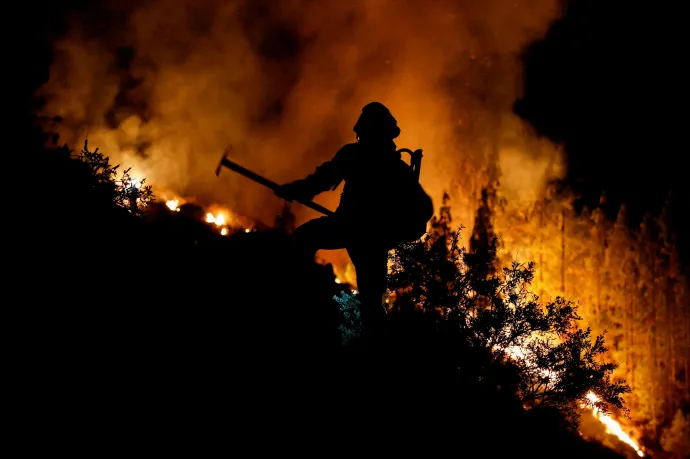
(386, 224), (630, 432)
(19, 141), (629, 458)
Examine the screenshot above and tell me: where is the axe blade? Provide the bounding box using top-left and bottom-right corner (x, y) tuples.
(215, 145), (232, 177)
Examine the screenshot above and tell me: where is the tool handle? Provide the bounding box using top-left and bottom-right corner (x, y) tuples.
(218, 153), (334, 216)
(220, 157), (280, 191)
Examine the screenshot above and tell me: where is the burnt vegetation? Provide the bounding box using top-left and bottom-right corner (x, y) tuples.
(17, 139), (636, 458)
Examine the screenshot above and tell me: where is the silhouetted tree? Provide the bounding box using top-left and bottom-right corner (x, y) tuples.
(78, 139), (155, 215)
(387, 215), (630, 431)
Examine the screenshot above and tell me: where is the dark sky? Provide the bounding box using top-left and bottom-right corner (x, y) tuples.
(20, 0), (689, 250)
(515, 0), (688, 227)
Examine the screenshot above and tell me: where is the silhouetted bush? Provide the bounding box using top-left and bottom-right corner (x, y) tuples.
(19, 141), (629, 458)
(386, 225), (630, 431)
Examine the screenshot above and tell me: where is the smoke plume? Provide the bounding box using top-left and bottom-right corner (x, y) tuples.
(38, 0), (566, 225)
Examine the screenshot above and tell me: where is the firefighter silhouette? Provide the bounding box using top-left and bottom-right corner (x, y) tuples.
(276, 102), (433, 336)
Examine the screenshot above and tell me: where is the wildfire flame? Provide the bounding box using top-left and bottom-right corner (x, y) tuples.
(35, 2), (688, 454)
(161, 193), (642, 456)
(166, 199), (181, 212)
(135, 183), (645, 457)
(583, 392), (645, 457)
(205, 211), (225, 226)
(163, 197), (355, 294)
(163, 197), (253, 236)
(502, 342), (645, 457)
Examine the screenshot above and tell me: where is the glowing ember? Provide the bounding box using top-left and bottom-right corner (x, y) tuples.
(335, 278), (341, 284)
(201, 210), (234, 235)
(161, 194), (257, 237)
(206, 212), (226, 226)
(166, 199), (180, 211)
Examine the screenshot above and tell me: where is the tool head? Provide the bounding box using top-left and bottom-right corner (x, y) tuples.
(215, 145), (232, 176)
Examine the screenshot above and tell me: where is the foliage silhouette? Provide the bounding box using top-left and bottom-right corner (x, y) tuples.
(78, 139), (155, 215)
(21, 140), (631, 458)
(386, 195), (630, 432)
(335, 291), (362, 345)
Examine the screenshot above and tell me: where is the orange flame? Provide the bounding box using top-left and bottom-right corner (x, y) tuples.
(501, 339), (645, 456)
(166, 199), (181, 212)
(583, 392), (645, 457)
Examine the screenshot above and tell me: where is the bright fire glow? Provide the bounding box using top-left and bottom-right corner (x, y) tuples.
(157, 193), (646, 457)
(166, 199), (180, 211)
(583, 392), (645, 457)
(41, 4), (679, 452)
(162, 196), (258, 237)
(206, 212), (225, 226)
(502, 341), (644, 457)
(203, 210), (232, 235)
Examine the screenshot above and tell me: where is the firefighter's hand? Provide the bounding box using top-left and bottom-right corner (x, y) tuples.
(274, 185), (293, 202)
(275, 183), (305, 202)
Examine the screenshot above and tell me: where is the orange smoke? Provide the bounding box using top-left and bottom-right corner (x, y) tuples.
(37, 0), (565, 226)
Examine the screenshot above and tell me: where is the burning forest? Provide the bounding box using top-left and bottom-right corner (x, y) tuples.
(21, 0), (690, 457)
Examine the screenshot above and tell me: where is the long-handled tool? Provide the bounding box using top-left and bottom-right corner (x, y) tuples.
(215, 146), (334, 216)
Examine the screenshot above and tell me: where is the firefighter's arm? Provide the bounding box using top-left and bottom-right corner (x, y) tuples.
(276, 147), (349, 202)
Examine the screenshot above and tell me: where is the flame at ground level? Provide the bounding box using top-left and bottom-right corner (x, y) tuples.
(158, 195), (358, 291)
(502, 341), (645, 457)
(147, 194), (648, 457)
(584, 392), (645, 457)
(162, 196), (254, 235)
(166, 199), (181, 212)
